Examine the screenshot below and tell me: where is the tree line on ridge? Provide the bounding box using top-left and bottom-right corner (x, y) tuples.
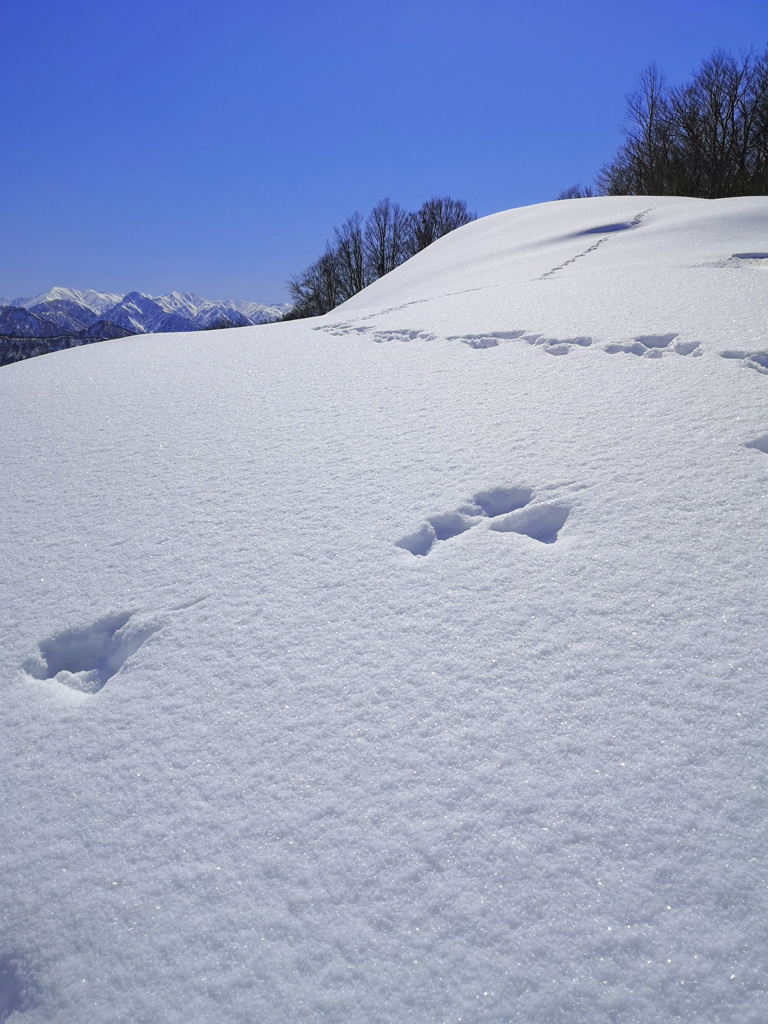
(559, 48), (768, 200)
(286, 48), (767, 319)
(283, 197), (475, 319)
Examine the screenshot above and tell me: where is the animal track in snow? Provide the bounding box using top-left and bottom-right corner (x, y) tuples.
(24, 610), (163, 694)
(604, 334), (701, 359)
(396, 486), (569, 555)
(522, 334), (593, 356)
(314, 322), (436, 344)
(745, 434), (768, 453)
(720, 350), (768, 375)
(320, 315), (709, 367)
(447, 330), (526, 349)
(539, 209), (651, 280)
(371, 328), (436, 344)
(449, 330), (592, 356)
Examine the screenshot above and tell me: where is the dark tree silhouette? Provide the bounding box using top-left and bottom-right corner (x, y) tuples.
(284, 195), (476, 320)
(285, 245), (342, 319)
(597, 49), (768, 198)
(556, 184), (595, 199)
(406, 196), (476, 255)
(363, 199), (412, 280)
(334, 212), (367, 300)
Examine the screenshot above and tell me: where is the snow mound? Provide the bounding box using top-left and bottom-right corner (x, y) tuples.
(1, 196), (767, 1024)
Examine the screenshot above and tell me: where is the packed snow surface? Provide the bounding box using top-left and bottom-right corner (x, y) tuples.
(1, 196), (767, 1023)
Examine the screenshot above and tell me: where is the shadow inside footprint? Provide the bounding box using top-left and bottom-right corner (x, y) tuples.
(428, 512), (476, 541)
(605, 342), (647, 356)
(635, 334), (677, 349)
(0, 958), (23, 1023)
(490, 504), (569, 544)
(673, 340), (701, 355)
(464, 336), (500, 349)
(0, 955), (37, 1020)
(24, 612), (161, 694)
(472, 487), (532, 517)
(396, 525), (436, 557)
(396, 513), (477, 556)
(453, 331), (527, 349)
(745, 434), (768, 454)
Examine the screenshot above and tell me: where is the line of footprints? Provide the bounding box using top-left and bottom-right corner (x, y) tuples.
(396, 486), (570, 556)
(314, 321), (768, 374)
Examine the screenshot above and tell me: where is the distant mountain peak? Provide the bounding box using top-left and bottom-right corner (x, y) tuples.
(0, 287), (289, 365)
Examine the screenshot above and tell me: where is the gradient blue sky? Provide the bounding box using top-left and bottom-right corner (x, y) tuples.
(4, 0), (767, 303)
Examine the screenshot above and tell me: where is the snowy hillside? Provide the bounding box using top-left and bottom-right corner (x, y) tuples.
(1, 196), (767, 1024)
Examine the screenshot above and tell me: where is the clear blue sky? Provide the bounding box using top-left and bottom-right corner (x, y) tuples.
(3, 0), (767, 303)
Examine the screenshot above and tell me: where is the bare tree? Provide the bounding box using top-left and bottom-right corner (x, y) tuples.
(363, 199), (411, 280)
(596, 64), (675, 195)
(285, 245), (341, 318)
(406, 196), (476, 256)
(283, 194), (476, 320)
(668, 50), (768, 197)
(334, 212), (368, 300)
(597, 49), (768, 197)
(556, 184), (595, 199)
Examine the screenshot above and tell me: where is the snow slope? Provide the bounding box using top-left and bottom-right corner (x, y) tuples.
(1, 196), (766, 1024)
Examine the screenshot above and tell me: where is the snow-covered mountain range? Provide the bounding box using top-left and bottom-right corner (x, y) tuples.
(0, 286), (287, 364)
(1, 197), (767, 1023)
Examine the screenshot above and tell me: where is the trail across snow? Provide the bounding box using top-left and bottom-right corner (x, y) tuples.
(0, 196), (766, 1023)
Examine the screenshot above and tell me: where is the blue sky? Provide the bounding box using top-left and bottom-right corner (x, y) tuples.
(3, 0), (767, 303)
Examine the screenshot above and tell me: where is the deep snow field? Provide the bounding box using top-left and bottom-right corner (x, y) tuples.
(1, 196), (767, 1023)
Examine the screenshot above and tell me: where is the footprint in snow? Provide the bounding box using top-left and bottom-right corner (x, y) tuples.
(23, 598), (206, 695)
(369, 328), (436, 344)
(604, 334), (701, 358)
(396, 486), (569, 556)
(521, 334), (593, 357)
(745, 434), (768, 453)
(720, 350), (768, 375)
(23, 612), (161, 694)
(314, 322), (436, 343)
(449, 331), (592, 356)
(448, 330), (526, 350)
